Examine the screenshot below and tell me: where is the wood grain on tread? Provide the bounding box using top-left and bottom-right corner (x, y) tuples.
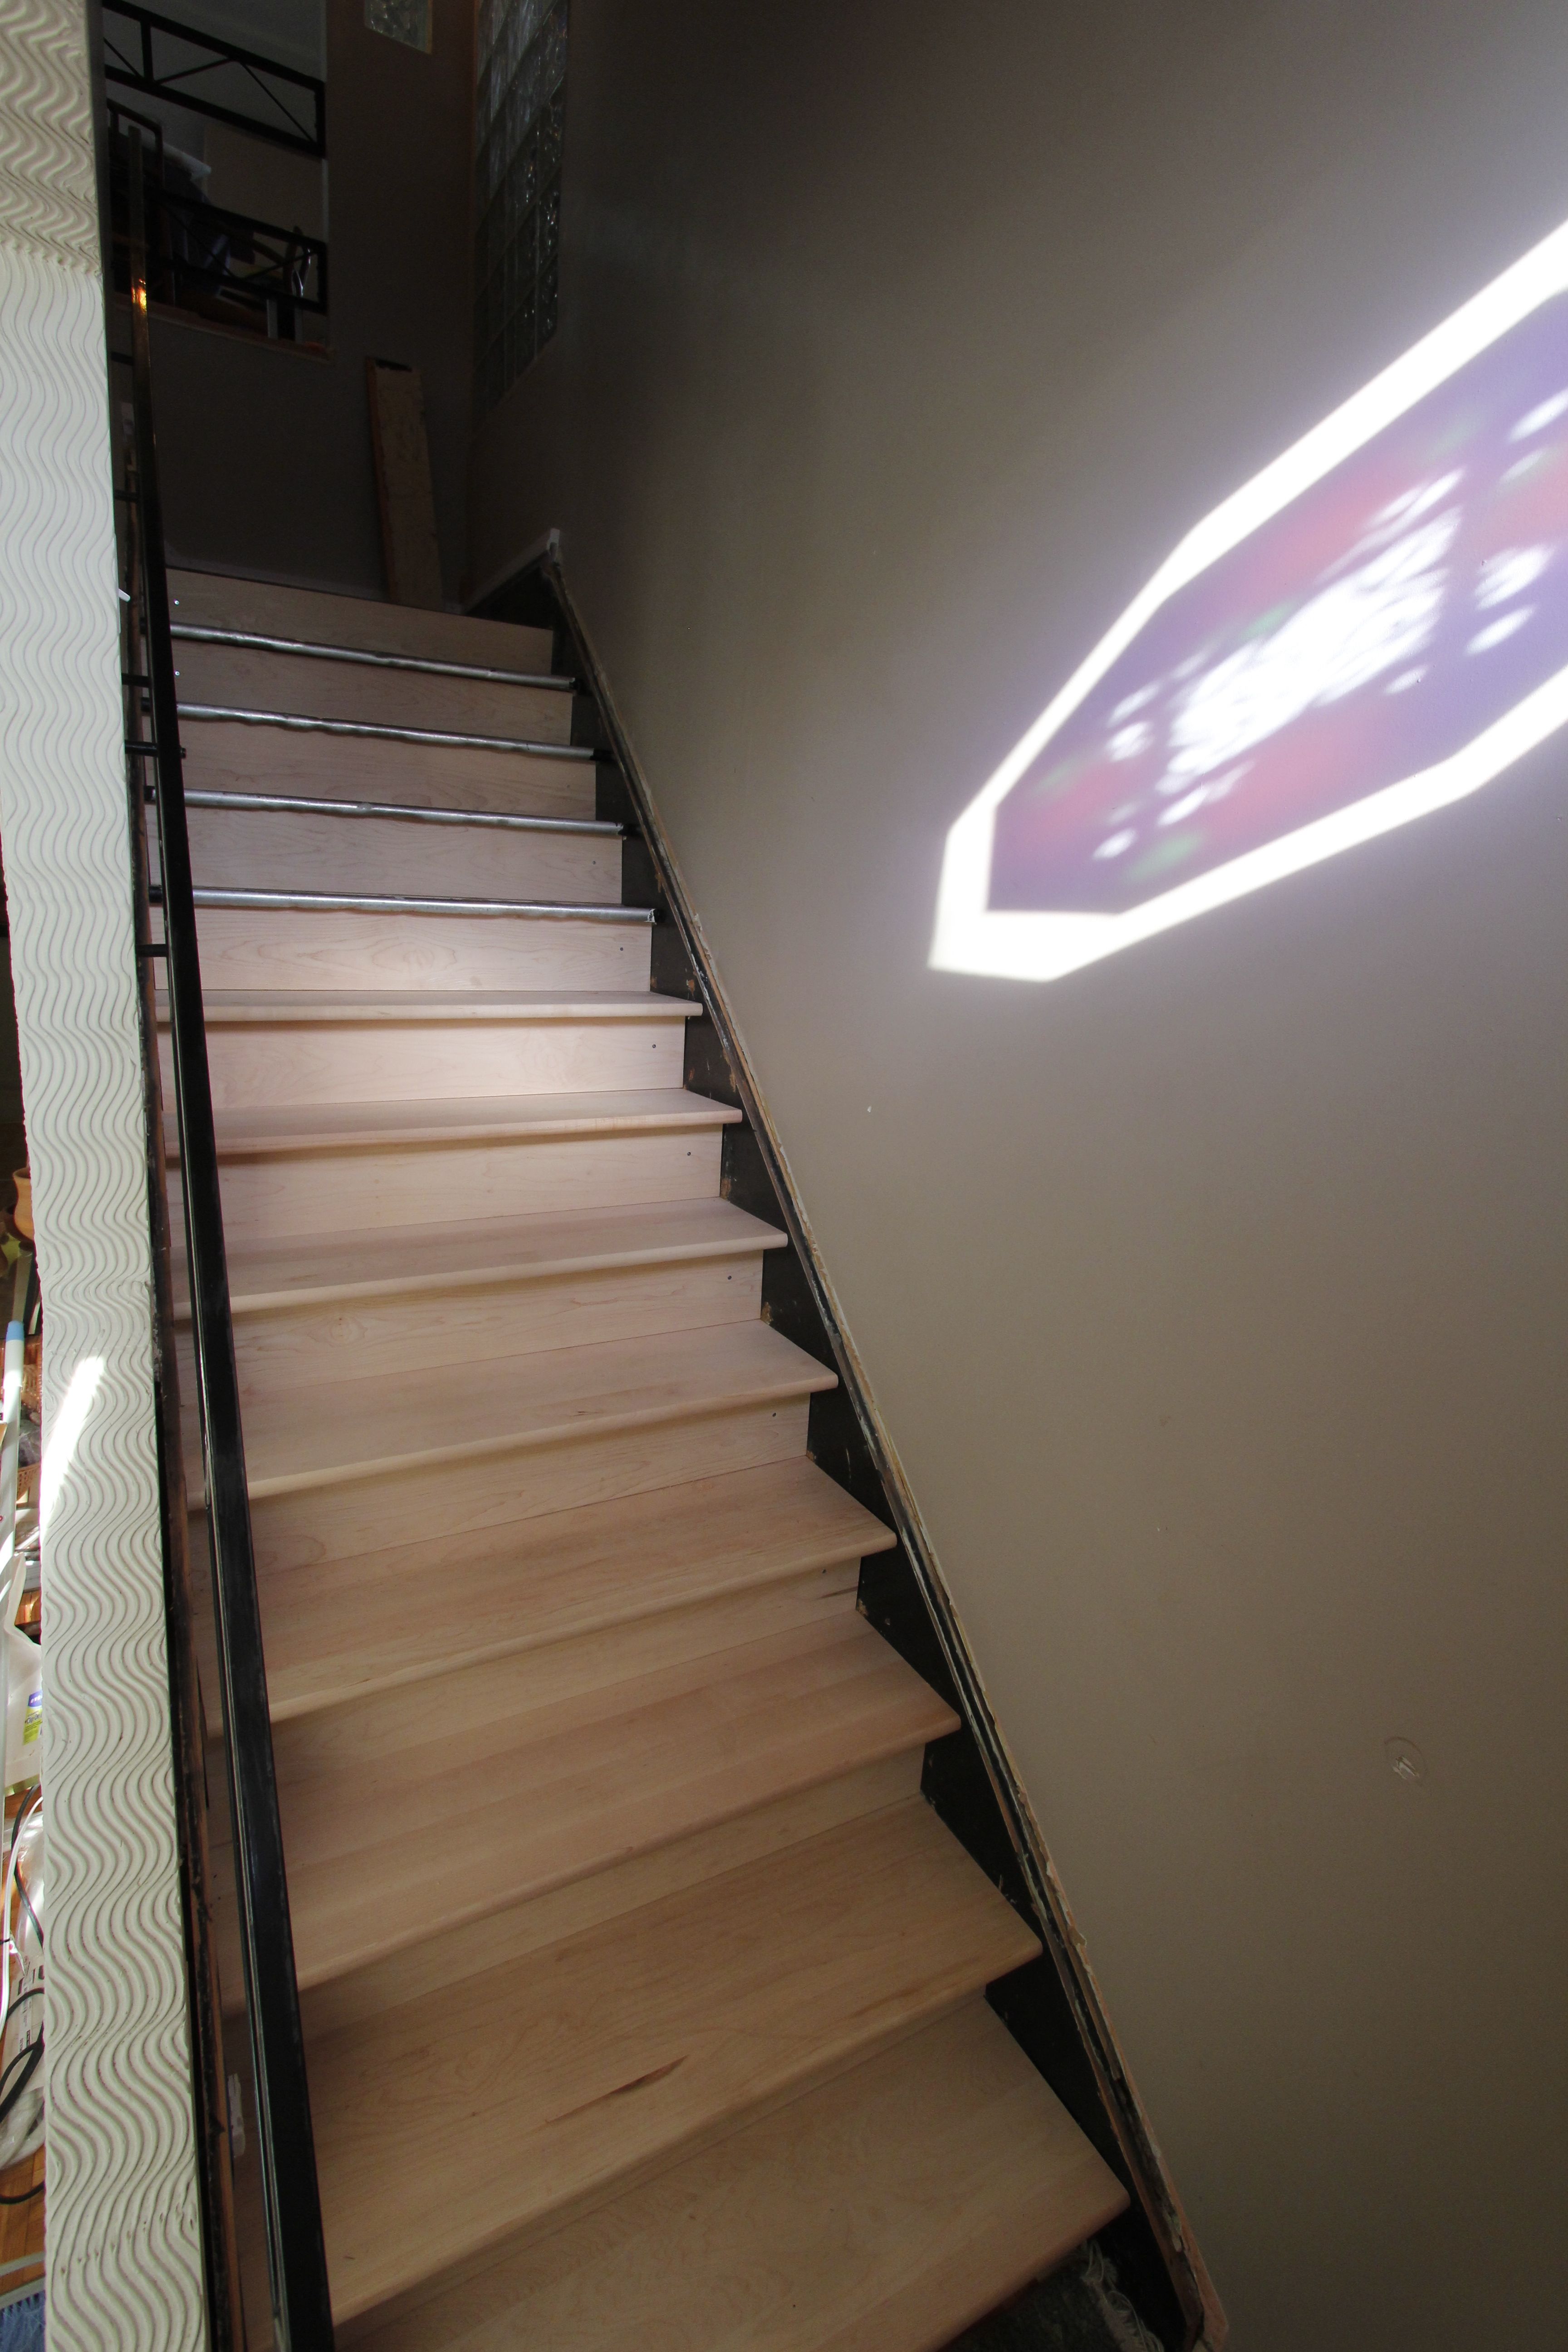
(177, 1201), (784, 1390)
(194, 904), (649, 993)
(204, 1120), (727, 1242)
(173, 990), (692, 1029)
(168, 569), (555, 673)
(173, 640), (571, 744)
(275, 1612), (958, 1992)
(167, 1005), (694, 1109)
(186, 800), (615, 902)
(181, 1087), (741, 1161)
(310, 1798), (1041, 2328)
(176, 1200), (786, 1391)
(228, 1320), (835, 1498)
(184, 1195), (784, 1317)
(251, 1385), (814, 1571)
(183, 720), (593, 823)
(259, 1456), (896, 1719)
(351, 1999), (1129, 2352)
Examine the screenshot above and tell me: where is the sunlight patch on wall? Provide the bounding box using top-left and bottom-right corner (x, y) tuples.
(931, 215), (1568, 981)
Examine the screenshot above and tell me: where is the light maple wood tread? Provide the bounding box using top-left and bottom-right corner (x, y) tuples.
(162, 989), (698, 1026)
(260, 1457), (897, 1720)
(310, 1796), (1042, 2329)
(233, 1319), (837, 1497)
(276, 1612), (959, 1993)
(172, 641), (571, 745)
(353, 1998), (1129, 2352)
(167, 567), (555, 674)
(170, 1086), (743, 1160)
(177, 1198), (786, 1321)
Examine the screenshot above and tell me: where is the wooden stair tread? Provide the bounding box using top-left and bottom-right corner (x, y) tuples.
(178, 1086), (743, 1158)
(354, 1999), (1129, 2352)
(182, 1198), (787, 1319)
(236, 1319), (837, 1495)
(261, 1457), (897, 1718)
(172, 640), (571, 745)
(168, 567), (555, 674)
(279, 1613), (958, 1989)
(166, 989), (700, 1025)
(310, 1797), (1042, 2327)
(183, 560), (1125, 2351)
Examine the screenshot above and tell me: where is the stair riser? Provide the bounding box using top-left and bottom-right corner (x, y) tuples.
(249, 1394), (813, 1571)
(275, 1578), (864, 1794)
(164, 1014), (688, 1109)
(299, 1749), (926, 2043)
(183, 717), (595, 821)
(189, 1254), (767, 1401)
(201, 1124), (725, 1244)
(173, 639), (573, 743)
(194, 906), (650, 993)
(185, 803), (617, 903)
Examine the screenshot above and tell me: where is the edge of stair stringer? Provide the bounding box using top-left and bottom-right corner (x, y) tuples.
(483, 531), (1227, 2352)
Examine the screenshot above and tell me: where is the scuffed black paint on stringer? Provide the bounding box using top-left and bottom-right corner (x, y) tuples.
(475, 554), (1196, 2352)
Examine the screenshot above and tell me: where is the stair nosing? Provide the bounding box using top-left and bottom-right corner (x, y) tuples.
(163, 989), (700, 1027)
(175, 1221), (788, 1323)
(171, 622), (574, 692)
(167, 1089), (744, 1161)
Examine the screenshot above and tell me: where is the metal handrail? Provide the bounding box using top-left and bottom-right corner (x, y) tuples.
(104, 0), (327, 158)
(120, 125), (336, 2350)
(107, 104), (328, 343)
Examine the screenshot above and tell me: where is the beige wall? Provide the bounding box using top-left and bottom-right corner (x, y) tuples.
(151, 0), (475, 598)
(466, 5), (1568, 2345)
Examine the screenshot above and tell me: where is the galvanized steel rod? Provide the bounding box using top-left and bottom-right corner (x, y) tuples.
(172, 622), (573, 691)
(185, 786), (617, 836)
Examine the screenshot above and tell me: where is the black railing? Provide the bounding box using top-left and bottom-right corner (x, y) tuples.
(104, 0), (326, 158)
(116, 125), (336, 2352)
(108, 105), (328, 343)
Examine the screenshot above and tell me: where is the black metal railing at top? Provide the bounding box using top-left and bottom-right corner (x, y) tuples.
(108, 103), (328, 344)
(104, 0), (326, 158)
(117, 125), (336, 2352)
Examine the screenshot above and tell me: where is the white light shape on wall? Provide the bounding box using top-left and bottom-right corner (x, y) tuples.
(931, 211), (1568, 982)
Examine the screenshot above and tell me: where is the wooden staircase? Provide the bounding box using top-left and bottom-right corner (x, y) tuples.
(164, 569), (1129, 2350)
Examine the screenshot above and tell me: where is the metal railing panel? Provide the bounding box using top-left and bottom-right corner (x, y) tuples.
(120, 125), (336, 2352)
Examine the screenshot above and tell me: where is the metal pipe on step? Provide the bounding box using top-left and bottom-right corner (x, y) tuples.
(176, 702), (596, 757)
(184, 787), (620, 836)
(188, 886), (656, 921)
(171, 622), (574, 691)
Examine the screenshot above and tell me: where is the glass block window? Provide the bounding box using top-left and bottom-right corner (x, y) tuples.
(366, 0), (431, 50)
(473, 0), (567, 412)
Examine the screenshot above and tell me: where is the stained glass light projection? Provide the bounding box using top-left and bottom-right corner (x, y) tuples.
(931, 215), (1568, 981)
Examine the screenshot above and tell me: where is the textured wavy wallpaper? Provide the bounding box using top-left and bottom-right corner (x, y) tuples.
(0, 1), (209, 2343)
